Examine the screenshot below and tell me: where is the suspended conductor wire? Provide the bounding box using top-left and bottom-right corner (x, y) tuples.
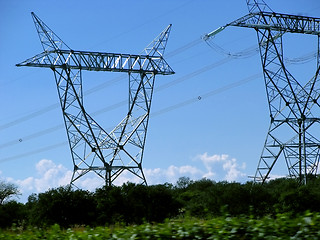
(0, 37), (203, 131)
(201, 25), (259, 59)
(1, 38), (317, 152)
(0, 27), (244, 131)
(2, 42), (315, 161)
(0, 124), (64, 150)
(0, 142), (68, 163)
(152, 72), (260, 117)
(3, 30), (319, 163)
(0, 103), (60, 131)
(285, 52), (318, 65)
(206, 37), (317, 63)
(0, 72), (260, 163)
(90, 0), (194, 49)
(165, 38), (202, 58)
(0, 56), (234, 150)
(205, 39), (259, 59)
(155, 57), (232, 92)
(203, 25), (318, 63)
(0, 36), (204, 132)
(1, 69), (41, 87)
(1, 42), (316, 150)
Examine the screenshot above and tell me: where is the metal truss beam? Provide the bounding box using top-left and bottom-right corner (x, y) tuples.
(236, 2), (320, 184)
(205, 1), (320, 184)
(16, 50), (174, 75)
(16, 12), (174, 187)
(227, 12), (320, 36)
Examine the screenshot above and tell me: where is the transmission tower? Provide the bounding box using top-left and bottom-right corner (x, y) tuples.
(17, 13), (174, 187)
(204, 1), (320, 184)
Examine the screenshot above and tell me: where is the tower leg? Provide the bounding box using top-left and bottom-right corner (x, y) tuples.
(106, 72), (155, 185)
(254, 122), (283, 183)
(254, 28), (320, 184)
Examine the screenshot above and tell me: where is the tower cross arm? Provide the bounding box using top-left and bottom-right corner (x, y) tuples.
(227, 12), (320, 35)
(16, 49), (175, 75)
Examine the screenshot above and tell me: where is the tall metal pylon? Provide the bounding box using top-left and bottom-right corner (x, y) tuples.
(205, 1), (320, 184)
(17, 12), (174, 187)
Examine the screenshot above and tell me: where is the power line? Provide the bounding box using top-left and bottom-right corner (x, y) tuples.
(155, 57), (233, 92)
(1, 39), (300, 150)
(0, 37), (203, 131)
(205, 37), (317, 63)
(1, 69), (41, 87)
(0, 124), (64, 150)
(3, 53), (303, 162)
(1, 29), (250, 132)
(0, 75), (126, 131)
(2, 52), (311, 162)
(166, 38), (202, 58)
(90, 0), (195, 49)
(0, 142), (67, 163)
(1, 37), (314, 158)
(152, 72), (261, 117)
(0, 56), (235, 150)
(0, 72), (259, 163)
(0, 103), (59, 131)
(205, 39), (259, 59)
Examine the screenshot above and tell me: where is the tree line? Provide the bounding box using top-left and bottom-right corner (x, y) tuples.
(1, 176), (320, 228)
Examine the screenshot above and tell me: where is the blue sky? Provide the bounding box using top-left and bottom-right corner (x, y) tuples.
(1, 0), (320, 202)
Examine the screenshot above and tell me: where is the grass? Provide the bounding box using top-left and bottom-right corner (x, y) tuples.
(1, 212), (320, 239)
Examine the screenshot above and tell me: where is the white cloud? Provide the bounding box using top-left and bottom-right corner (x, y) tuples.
(144, 165), (203, 184)
(202, 170), (215, 179)
(4, 153), (247, 203)
(76, 174), (105, 191)
(35, 159), (55, 173)
(195, 153), (246, 182)
(32, 159), (72, 192)
(111, 165), (203, 186)
(16, 177), (34, 191)
(197, 153), (229, 164)
(5, 159), (73, 202)
(222, 158), (246, 181)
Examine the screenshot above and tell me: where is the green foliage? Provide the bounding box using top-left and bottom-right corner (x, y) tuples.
(2, 176), (320, 229)
(1, 212), (320, 239)
(26, 186), (96, 228)
(265, 177), (320, 214)
(95, 183), (181, 225)
(177, 179), (252, 217)
(247, 182), (274, 216)
(95, 185), (125, 225)
(0, 201), (26, 228)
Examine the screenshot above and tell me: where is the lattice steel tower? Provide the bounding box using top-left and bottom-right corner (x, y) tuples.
(17, 13), (174, 187)
(205, 1), (320, 184)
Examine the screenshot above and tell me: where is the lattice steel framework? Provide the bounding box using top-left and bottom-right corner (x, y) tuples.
(17, 13), (174, 187)
(205, 1), (320, 184)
